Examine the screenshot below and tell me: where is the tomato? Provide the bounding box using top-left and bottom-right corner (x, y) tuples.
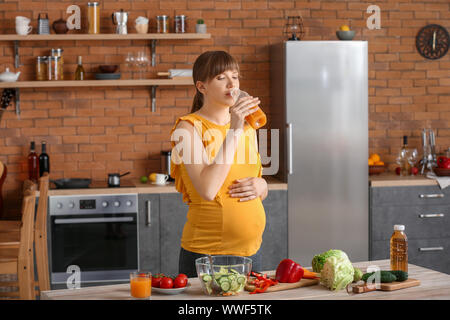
(151, 273), (165, 288)
(160, 277), (174, 289)
(438, 156), (450, 169)
(411, 167), (419, 175)
(174, 274), (188, 288)
(176, 273), (188, 280)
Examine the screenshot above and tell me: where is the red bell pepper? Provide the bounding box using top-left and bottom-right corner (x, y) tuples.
(437, 156), (450, 169)
(248, 272), (279, 294)
(275, 259), (304, 283)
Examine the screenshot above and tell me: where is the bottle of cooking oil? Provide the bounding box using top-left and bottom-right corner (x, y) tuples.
(74, 56), (85, 80)
(390, 225), (408, 272)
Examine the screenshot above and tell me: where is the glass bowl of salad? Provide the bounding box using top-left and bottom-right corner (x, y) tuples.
(195, 255), (252, 296)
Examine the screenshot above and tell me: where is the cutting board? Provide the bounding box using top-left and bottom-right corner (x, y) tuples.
(245, 274), (319, 293)
(352, 278), (420, 294)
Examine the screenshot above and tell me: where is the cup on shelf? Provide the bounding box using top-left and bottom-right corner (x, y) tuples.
(135, 16), (149, 34)
(16, 24), (32, 35)
(154, 173), (169, 185)
(16, 16), (31, 25)
(15, 16), (32, 35)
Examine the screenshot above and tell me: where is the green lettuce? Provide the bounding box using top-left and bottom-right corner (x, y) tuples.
(320, 256), (355, 291)
(311, 249), (349, 273)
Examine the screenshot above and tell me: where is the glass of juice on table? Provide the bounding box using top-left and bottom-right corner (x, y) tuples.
(130, 271), (152, 299)
(231, 89), (267, 129)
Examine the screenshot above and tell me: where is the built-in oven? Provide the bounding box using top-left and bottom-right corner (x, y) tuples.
(49, 194), (139, 287)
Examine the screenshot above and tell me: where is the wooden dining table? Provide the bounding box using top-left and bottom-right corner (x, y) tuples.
(40, 260), (450, 300)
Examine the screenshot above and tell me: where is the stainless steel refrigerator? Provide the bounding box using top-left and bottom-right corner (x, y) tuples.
(270, 41), (368, 265)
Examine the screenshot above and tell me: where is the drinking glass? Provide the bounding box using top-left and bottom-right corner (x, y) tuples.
(130, 271), (152, 300)
(231, 89), (267, 129)
(407, 148), (418, 175)
(125, 52), (135, 79)
(136, 51), (148, 79)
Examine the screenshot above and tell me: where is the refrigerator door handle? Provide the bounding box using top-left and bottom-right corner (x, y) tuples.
(287, 122), (293, 175)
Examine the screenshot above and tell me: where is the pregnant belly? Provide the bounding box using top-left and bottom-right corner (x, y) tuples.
(221, 197), (266, 245)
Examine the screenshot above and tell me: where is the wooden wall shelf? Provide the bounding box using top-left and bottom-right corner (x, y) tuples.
(0, 33), (211, 68)
(0, 33), (208, 115)
(0, 79), (193, 88)
(0, 33), (211, 41)
(0, 79), (194, 115)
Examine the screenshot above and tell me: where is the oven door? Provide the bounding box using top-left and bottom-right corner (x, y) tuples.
(50, 212), (139, 285)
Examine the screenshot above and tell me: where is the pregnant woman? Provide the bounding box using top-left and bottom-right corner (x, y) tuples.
(170, 51), (268, 277)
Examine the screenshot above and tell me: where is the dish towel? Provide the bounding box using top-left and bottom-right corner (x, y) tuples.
(426, 171), (450, 189)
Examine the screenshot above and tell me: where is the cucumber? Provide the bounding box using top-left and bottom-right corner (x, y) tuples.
(390, 270), (408, 282)
(220, 280), (231, 292)
(362, 271), (397, 283)
(218, 276), (230, 284)
(237, 275), (246, 284)
(230, 280), (239, 291)
(202, 274), (212, 282)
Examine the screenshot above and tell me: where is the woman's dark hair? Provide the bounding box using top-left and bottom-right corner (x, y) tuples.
(191, 51), (240, 113)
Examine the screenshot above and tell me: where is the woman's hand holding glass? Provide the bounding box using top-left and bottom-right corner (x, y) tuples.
(227, 177), (268, 202)
(229, 95), (260, 131)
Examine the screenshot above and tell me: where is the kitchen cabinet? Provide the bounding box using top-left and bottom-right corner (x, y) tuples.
(370, 185), (450, 274)
(159, 193), (188, 276)
(260, 190), (288, 271)
(138, 194), (160, 273)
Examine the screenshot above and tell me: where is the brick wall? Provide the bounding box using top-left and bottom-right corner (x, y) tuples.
(0, 0), (449, 217)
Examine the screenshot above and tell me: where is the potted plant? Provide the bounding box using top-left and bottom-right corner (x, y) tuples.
(195, 19), (207, 34)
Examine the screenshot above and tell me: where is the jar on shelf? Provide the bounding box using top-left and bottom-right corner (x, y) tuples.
(156, 15), (169, 33)
(36, 56), (48, 81)
(174, 15), (187, 33)
(88, 2), (100, 34)
(51, 48), (64, 80)
(48, 56), (61, 80)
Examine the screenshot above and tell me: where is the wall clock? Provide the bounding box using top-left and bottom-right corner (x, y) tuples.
(415, 24), (449, 60)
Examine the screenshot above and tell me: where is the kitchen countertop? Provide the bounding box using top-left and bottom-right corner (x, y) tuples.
(370, 173), (440, 187)
(40, 260), (450, 300)
(47, 176), (287, 196)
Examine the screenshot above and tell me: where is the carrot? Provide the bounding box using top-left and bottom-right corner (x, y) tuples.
(302, 269), (320, 279)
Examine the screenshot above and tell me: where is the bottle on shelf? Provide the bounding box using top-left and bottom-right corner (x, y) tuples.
(28, 141), (39, 182)
(398, 135), (411, 176)
(390, 224), (408, 272)
(39, 141), (50, 177)
(74, 56), (85, 80)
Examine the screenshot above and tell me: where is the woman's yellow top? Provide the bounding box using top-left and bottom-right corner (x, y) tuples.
(170, 113), (266, 257)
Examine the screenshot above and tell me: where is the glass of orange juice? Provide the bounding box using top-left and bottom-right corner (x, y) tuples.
(231, 89), (267, 129)
(130, 271), (152, 300)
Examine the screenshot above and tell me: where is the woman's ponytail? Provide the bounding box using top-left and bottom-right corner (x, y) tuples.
(191, 90), (204, 113)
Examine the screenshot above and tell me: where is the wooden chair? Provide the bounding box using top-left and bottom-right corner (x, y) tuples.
(0, 180), (37, 233)
(0, 173), (50, 296)
(0, 161), (6, 219)
(0, 193), (36, 299)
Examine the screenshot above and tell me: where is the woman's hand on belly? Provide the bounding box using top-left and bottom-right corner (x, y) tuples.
(227, 177), (268, 202)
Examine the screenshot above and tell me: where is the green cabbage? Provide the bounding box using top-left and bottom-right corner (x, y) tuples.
(320, 256), (355, 291)
(353, 267), (363, 282)
(311, 249), (349, 273)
